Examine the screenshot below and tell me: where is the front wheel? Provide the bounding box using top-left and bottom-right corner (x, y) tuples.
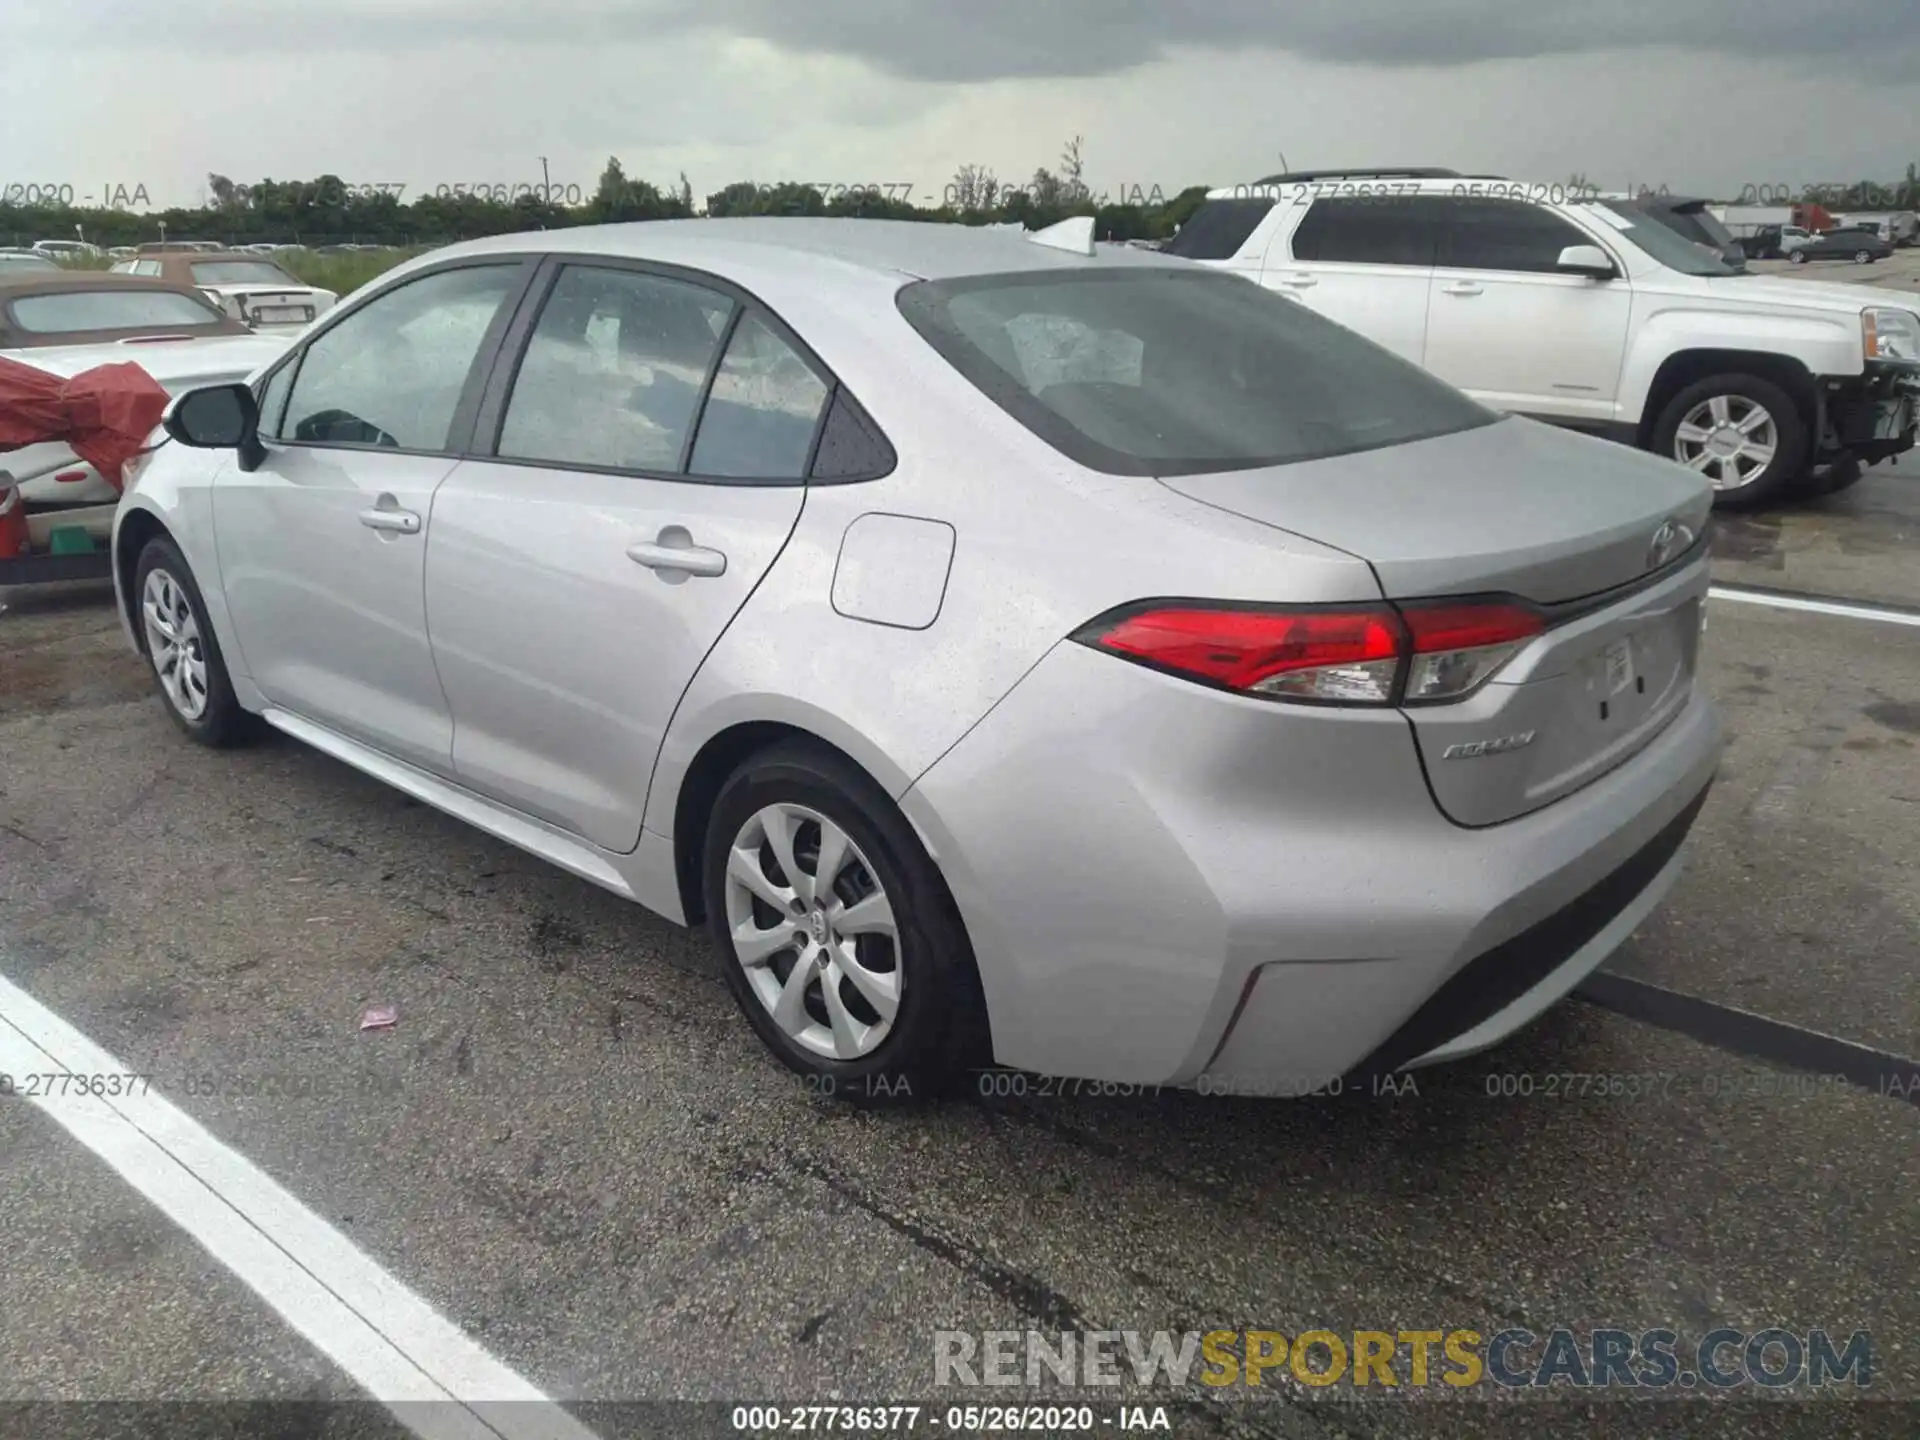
(1652, 374), (1809, 511)
(133, 537), (257, 747)
(1855, 250), (1875, 265)
(703, 741), (988, 1104)
(1789, 250), (1808, 264)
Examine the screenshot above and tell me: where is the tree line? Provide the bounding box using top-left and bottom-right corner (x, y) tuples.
(2, 141), (1211, 249)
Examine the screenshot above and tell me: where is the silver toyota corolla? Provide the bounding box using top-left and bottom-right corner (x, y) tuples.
(113, 217), (1722, 1100)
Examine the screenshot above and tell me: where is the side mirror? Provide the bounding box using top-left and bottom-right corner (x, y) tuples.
(1556, 244), (1616, 279)
(163, 382), (265, 470)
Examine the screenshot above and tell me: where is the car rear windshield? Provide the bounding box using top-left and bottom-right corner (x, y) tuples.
(1161, 198), (1275, 261)
(895, 268), (1496, 476)
(8, 289), (227, 333)
(192, 261), (300, 286)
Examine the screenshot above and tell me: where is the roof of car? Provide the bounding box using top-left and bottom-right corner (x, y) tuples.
(430, 218), (1187, 283)
(0, 271), (205, 295)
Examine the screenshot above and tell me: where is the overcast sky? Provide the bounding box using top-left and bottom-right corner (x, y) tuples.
(4, 0), (1919, 210)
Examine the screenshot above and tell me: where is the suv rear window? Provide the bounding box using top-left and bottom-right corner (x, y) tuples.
(1161, 199), (1274, 261)
(896, 268), (1494, 477)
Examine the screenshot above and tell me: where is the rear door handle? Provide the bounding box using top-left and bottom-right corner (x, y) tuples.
(627, 532), (727, 578)
(358, 506), (421, 534)
(1442, 282), (1484, 297)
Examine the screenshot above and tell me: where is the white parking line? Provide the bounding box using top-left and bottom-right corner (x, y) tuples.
(1708, 585), (1920, 628)
(0, 972), (598, 1440)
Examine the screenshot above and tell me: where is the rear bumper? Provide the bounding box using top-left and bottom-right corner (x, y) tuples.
(903, 640), (1723, 1088)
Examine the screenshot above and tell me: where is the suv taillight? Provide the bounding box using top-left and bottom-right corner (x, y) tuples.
(1072, 598), (1545, 707)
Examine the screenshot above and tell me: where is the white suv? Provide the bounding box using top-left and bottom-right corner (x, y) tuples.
(1168, 168), (1920, 508)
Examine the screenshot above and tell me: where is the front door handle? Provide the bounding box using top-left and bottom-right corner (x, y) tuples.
(358, 506), (421, 534)
(1276, 274), (1318, 288)
(1441, 282), (1484, 297)
(627, 529), (727, 578)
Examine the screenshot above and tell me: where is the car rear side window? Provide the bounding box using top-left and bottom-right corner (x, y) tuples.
(280, 263), (521, 451)
(497, 265), (736, 474)
(1161, 199), (1275, 261)
(1290, 197), (1444, 266)
(8, 289), (225, 332)
(897, 268), (1494, 477)
(1438, 199), (1593, 273)
(687, 313), (830, 479)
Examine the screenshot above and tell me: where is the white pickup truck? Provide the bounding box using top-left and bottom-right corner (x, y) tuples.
(1168, 169), (1920, 508)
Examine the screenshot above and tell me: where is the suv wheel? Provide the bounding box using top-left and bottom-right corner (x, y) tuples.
(1789, 250), (1808, 264)
(1653, 374), (1808, 511)
(703, 740), (989, 1104)
(134, 537), (256, 747)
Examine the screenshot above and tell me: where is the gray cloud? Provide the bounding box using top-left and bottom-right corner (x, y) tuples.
(9, 0), (1918, 79)
(649, 0), (1920, 80)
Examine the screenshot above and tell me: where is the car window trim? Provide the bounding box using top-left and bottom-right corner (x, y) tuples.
(470, 252), (854, 489)
(675, 302), (748, 474)
(265, 253), (543, 461)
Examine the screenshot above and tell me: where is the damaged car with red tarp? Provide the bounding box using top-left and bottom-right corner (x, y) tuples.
(0, 271), (291, 583)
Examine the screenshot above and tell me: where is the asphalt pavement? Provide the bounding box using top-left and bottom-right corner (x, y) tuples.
(2, 453), (1918, 1440)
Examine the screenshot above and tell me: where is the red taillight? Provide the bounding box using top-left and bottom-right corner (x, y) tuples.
(1075, 604), (1407, 704)
(1075, 597), (1545, 706)
(1400, 601), (1544, 704)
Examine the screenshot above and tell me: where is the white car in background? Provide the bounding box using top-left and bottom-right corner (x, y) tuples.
(111, 251), (337, 331)
(0, 272), (291, 523)
(1169, 168), (1920, 508)
(0, 249), (63, 273)
(31, 239), (102, 262)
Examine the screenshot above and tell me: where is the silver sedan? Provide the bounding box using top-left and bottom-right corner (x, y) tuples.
(113, 217), (1723, 1100)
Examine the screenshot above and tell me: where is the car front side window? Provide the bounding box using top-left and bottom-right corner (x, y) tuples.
(280, 263), (521, 452)
(1439, 199), (1593, 274)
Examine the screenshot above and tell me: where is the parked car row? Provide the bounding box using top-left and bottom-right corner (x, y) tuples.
(1168, 168), (1920, 508)
(110, 249), (337, 331)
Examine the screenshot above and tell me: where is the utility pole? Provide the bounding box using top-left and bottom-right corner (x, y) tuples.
(539, 156), (551, 202)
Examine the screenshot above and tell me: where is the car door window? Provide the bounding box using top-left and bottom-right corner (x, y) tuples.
(497, 265), (735, 473)
(1289, 197), (1445, 267)
(279, 263), (520, 450)
(1439, 199), (1593, 273)
(133, 260), (164, 277)
(687, 313), (831, 479)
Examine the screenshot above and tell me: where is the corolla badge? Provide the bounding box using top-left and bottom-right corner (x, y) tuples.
(1441, 731), (1536, 760)
(1647, 518), (1695, 570)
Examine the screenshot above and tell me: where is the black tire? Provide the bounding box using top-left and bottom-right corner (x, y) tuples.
(1650, 373), (1808, 512)
(702, 740), (989, 1105)
(132, 537), (257, 747)
(1854, 250), (1874, 265)
(1819, 456), (1868, 495)
(1783, 455), (1865, 501)
(1789, 249), (1808, 264)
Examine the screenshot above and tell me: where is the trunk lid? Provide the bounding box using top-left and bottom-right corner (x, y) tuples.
(1157, 415), (1712, 825)
(1155, 415), (1712, 606)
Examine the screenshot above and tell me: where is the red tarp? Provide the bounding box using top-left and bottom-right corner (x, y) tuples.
(0, 354), (172, 494)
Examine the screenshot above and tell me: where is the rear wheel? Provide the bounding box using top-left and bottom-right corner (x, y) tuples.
(1653, 374), (1808, 511)
(703, 740), (988, 1104)
(1789, 249), (1808, 265)
(1854, 250), (1875, 265)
